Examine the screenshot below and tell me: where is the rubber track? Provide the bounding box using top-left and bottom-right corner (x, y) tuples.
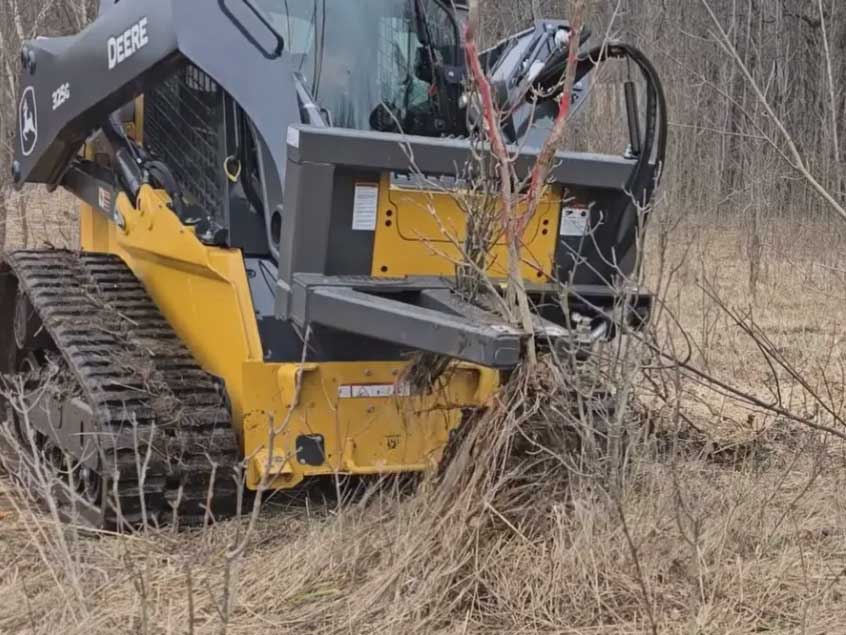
(6, 249), (240, 528)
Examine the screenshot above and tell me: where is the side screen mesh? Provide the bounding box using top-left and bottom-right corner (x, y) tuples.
(143, 64), (226, 217)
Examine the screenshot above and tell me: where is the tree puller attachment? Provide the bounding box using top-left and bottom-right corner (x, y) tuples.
(1, 0), (666, 528)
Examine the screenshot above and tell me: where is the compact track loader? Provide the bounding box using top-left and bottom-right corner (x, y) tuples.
(1, 0), (666, 528)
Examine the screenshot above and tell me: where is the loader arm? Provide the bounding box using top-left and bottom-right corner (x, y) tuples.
(12, 0), (298, 192)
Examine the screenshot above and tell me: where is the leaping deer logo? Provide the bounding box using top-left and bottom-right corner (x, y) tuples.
(19, 86), (38, 157)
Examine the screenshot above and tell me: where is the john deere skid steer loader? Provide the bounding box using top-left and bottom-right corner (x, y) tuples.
(1, 0), (666, 528)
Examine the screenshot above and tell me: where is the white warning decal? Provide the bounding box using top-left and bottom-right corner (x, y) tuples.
(560, 206), (590, 237)
(352, 184), (379, 231)
(98, 187), (112, 212)
(338, 383), (410, 399)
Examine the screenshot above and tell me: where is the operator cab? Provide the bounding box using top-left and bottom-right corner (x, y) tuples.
(257, 0), (466, 137)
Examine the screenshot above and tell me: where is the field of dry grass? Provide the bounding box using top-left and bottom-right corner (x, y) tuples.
(2, 191), (846, 633)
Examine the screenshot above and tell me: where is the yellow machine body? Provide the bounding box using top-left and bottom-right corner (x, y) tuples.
(75, 111), (559, 490)
(372, 173), (562, 282)
(80, 187), (501, 489)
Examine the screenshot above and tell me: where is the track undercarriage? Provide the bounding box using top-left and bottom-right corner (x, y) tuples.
(0, 250), (240, 529)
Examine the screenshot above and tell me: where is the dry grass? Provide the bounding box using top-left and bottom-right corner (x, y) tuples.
(652, 217), (846, 435)
(4, 194), (846, 633)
